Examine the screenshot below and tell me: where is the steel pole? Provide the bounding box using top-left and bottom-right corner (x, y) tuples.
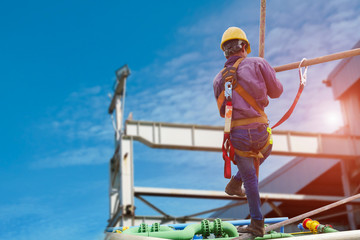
(259, 0), (266, 58)
(273, 48), (360, 72)
(233, 193), (360, 239)
(273, 230), (360, 240)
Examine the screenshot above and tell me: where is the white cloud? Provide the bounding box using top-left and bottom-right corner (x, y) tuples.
(49, 86), (113, 141)
(69, 86), (102, 98)
(33, 85), (116, 168)
(164, 52), (201, 71)
(32, 146), (112, 168)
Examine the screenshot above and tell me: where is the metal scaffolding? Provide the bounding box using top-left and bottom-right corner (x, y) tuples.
(106, 0), (360, 232)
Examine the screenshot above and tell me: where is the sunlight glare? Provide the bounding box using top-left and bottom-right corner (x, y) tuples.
(324, 111), (343, 129)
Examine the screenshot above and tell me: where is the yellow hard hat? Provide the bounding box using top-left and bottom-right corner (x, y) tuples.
(220, 27), (251, 54)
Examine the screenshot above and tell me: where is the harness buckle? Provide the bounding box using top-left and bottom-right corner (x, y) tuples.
(267, 127), (272, 134)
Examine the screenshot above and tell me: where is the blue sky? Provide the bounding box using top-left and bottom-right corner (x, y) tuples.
(1, 0), (360, 239)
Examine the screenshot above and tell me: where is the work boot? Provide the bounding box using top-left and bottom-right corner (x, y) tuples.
(225, 176), (245, 197)
(237, 218), (265, 237)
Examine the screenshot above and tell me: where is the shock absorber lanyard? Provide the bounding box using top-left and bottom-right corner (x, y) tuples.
(222, 82), (235, 179)
(272, 58), (308, 129)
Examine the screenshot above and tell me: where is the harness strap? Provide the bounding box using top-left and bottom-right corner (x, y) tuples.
(216, 59), (268, 124)
(217, 91), (226, 118)
(231, 116), (268, 128)
(232, 83), (266, 118)
(220, 58), (244, 178)
(233, 131), (272, 177)
(219, 57), (272, 179)
(220, 57), (308, 179)
(235, 128), (272, 158)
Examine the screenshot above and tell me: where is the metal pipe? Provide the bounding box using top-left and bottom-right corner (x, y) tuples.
(272, 230), (360, 240)
(233, 193), (360, 239)
(119, 221), (239, 239)
(107, 217), (288, 232)
(167, 217), (288, 230)
(259, 0), (266, 58)
(273, 48), (360, 72)
(266, 193), (360, 231)
(134, 186), (360, 203)
(255, 233), (294, 239)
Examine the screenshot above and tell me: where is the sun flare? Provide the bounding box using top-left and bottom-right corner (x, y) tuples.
(324, 111), (343, 128)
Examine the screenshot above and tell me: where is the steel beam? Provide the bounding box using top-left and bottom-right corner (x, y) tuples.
(134, 187), (360, 204)
(108, 65), (135, 228)
(266, 200), (284, 217)
(125, 120), (360, 159)
(136, 195), (171, 218)
(341, 160), (357, 229)
(109, 65), (130, 114)
(180, 201), (247, 219)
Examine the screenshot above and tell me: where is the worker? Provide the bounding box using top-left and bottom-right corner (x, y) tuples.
(213, 27), (283, 237)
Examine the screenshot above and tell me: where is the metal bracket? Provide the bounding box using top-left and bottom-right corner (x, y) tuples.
(124, 204), (136, 216)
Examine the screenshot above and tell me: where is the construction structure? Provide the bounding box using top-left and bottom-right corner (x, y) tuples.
(105, 1), (360, 238)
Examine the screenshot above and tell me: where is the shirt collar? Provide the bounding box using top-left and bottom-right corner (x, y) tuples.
(224, 56), (243, 67)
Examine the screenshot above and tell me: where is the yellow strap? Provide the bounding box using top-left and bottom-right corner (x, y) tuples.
(233, 132), (272, 159)
(216, 57), (268, 123)
(230, 57), (266, 118)
(234, 148), (264, 158)
(217, 91), (225, 116)
(216, 58), (244, 117)
(260, 131), (272, 152)
(233, 131), (272, 178)
(232, 57), (244, 68)
(231, 116), (268, 128)
(233, 84), (266, 117)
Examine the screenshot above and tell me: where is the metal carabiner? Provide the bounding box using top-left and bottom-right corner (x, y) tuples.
(299, 58), (308, 86)
(225, 82), (232, 100)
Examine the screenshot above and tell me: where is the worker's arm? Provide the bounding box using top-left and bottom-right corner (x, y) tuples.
(260, 59), (283, 98)
(213, 72), (226, 116)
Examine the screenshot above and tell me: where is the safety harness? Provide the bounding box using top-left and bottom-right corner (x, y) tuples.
(217, 57), (308, 179)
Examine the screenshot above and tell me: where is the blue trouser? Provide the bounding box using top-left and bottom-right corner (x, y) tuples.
(230, 124), (272, 220)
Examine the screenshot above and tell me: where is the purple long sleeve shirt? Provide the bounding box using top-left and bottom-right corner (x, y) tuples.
(213, 56), (283, 128)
